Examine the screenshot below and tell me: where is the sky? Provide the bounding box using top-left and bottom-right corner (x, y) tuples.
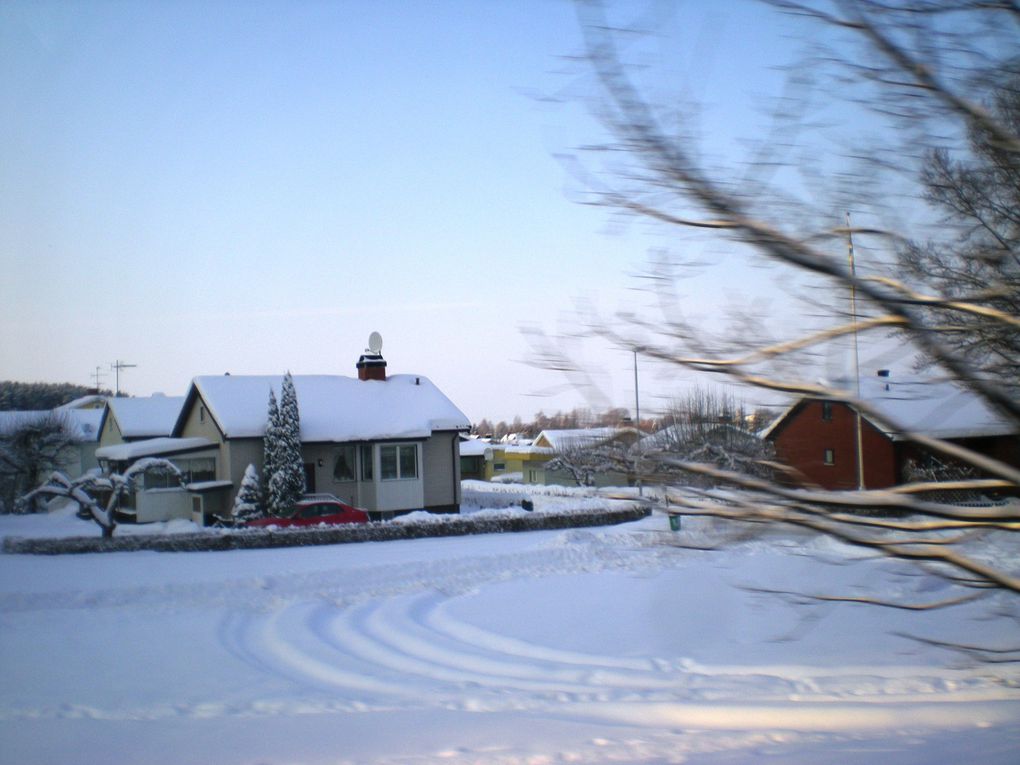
(2, 0), (857, 423)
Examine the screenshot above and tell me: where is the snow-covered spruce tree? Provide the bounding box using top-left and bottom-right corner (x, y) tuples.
(231, 463), (263, 521)
(276, 372), (305, 509)
(262, 388), (283, 514)
(264, 373), (304, 516)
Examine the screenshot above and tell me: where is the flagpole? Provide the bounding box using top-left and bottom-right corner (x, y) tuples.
(847, 211), (865, 491)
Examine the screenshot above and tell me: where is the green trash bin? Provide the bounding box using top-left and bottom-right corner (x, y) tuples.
(668, 513), (681, 531)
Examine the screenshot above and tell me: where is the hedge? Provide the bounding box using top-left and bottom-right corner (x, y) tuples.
(2, 505), (651, 555)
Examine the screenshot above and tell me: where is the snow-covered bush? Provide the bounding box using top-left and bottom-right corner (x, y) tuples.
(231, 463), (263, 521)
(2, 503), (651, 555)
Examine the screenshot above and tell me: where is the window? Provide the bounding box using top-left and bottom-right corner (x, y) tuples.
(186, 457), (215, 483)
(399, 445), (417, 478)
(140, 457), (215, 488)
(360, 444), (373, 480)
(823, 448), (835, 466)
(333, 446), (356, 482)
(199, 406), (206, 423)
(380, 444), (418, 480)
(821, 401), (833, 421)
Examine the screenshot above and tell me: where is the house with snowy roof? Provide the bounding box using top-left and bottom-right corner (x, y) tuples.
(97, 394), (186, 448)
(458, 436), (489, 480)
(96, 346), (471, 523)
(484, 427), (640, 485)
(764, 370), (1019, 490)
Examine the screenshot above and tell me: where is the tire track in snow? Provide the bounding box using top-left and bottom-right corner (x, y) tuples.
(220, 587), (1020, 722)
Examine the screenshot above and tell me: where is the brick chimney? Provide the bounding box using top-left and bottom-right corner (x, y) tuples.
(357, 352), (387, 381)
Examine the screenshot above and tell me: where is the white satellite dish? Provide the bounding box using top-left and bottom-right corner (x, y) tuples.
(367, 331), (383, 354)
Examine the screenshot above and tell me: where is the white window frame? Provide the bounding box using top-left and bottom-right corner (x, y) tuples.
(379, 443), (418, 481)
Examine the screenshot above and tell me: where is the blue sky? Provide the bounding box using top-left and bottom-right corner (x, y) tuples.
(2, 1), (833, 422)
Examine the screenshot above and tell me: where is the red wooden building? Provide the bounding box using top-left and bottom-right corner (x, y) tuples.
(764, 372), (1019, 490)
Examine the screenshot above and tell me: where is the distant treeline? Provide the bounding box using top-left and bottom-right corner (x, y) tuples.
(0, 381), (110, 411)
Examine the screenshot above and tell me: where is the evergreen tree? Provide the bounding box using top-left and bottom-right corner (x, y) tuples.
(232, 463), (263, 521)
(276, 372), (305, 509)
(264, 374), (304, 516)
(262, 388), (283, 514)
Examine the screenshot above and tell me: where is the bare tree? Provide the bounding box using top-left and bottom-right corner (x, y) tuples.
(541, 0), (1020, 602)
(545, 431), (635, 487)
(646, 388), (776, 486)
(0, 411), (80, 513)
(20, 458), (183, 538)
(897, 83), (1020, 389)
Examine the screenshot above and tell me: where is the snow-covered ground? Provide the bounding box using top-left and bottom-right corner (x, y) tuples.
(1, 485), (1018, 764)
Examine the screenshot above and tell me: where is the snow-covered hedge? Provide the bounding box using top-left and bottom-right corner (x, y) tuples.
(1, 504), (651, 555)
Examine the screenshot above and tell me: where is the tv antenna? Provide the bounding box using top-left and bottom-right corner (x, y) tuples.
(110, 360), (137, 396)
(91, 366), (106, 391)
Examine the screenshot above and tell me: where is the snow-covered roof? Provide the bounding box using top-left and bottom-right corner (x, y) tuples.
(765, 374), (1016, 441)
(533, 427), (638, 452)
(640, 422), (761, 450)
(0, 408), (103, 443)
(185, 374), (470, 441)
(107, 395), (186, 439)
(96, 437), (216, 462)
(57, 394), (109, 410)
(185, 480), (234, 492)
(502, 444), (554, 456)
(458, 438), (491, 457)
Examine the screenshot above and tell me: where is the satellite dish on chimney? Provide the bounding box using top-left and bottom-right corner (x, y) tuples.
(367, 331), (383, 354)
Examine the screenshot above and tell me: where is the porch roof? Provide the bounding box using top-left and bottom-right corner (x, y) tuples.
(96, 437), (216, 462)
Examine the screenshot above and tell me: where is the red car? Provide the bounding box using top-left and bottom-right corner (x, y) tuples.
(244, 497), (370, 528)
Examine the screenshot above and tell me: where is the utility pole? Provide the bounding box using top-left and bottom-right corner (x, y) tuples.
(633, 347), (643, 498)
(847, 211), (865, 491)
(110, 360), (137, 397)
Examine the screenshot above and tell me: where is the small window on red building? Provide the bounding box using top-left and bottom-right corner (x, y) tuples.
(823, 448), (835, 465)
(821, 401), (833, 421)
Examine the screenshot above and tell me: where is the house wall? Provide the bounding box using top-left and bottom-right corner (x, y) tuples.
(770, 400), (897, 490)
(537, 466), (631, 488)
(951, 435), (1020, 472)
(217, 438), (447, 515)
(98, 412), (125, 449)
(79, 443), (100, 474)
(375, 441), (425, 515)
(422, 431), (460, 512)
(226, 438), (263, 498)
(135, 488), (191, 523)
(484, 447), (505, 480)
(460, 455), (485, 480)
(177, 394), (231, 482)
(301, 443), (359, 507)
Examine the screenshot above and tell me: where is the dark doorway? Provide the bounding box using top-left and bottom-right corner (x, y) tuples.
(303, 463), (316, 494)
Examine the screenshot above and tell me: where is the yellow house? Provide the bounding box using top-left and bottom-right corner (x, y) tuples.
(483, 443), (554, 482)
